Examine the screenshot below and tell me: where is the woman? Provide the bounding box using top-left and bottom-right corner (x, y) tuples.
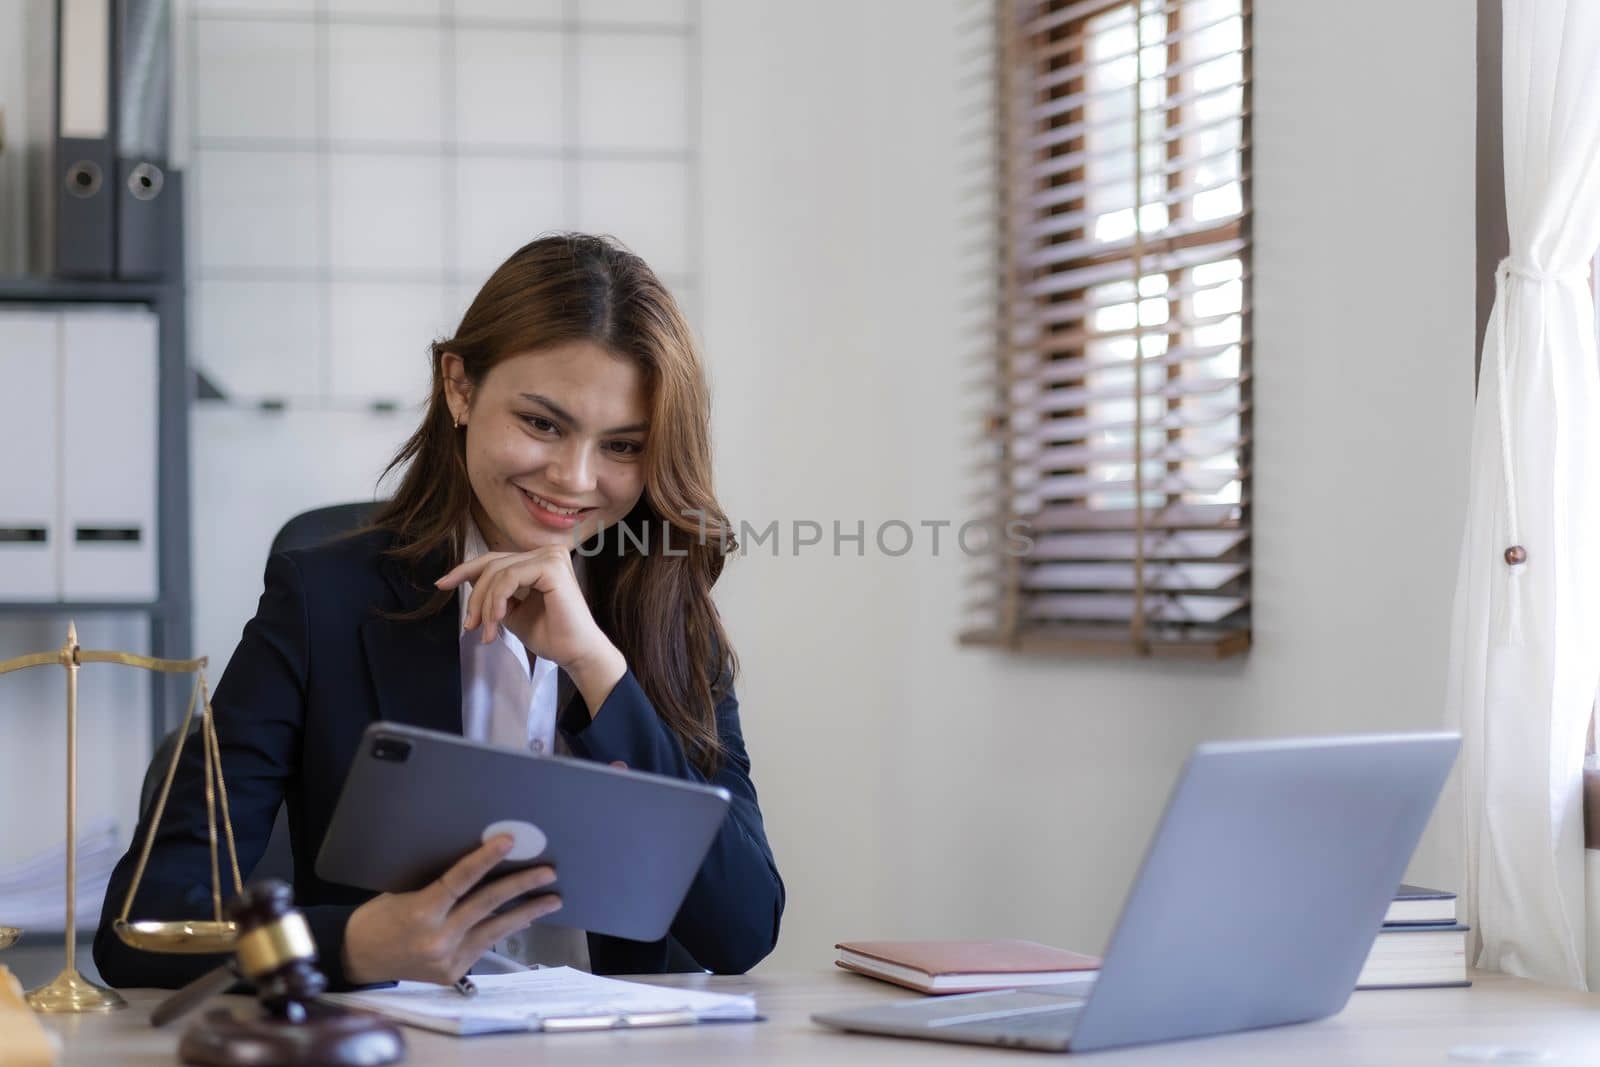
(94, 234), (784, 990)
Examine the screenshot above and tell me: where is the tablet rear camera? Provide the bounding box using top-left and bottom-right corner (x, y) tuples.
(372, 737), (412, 763)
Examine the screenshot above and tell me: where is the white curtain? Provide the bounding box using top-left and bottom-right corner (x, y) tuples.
(1448, 0), (1600, 990)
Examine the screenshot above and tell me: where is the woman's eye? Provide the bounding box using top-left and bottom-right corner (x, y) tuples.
(523, 415), (558, 433)
(607, 440), (643, 457)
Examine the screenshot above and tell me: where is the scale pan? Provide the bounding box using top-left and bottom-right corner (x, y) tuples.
(0, 926), (18, 949)
(113, 919), (238, 954)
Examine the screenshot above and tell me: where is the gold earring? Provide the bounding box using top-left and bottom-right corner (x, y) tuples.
(452, 411), (461, 429)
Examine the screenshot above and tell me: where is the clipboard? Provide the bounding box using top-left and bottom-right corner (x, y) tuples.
(320, 967), (761, 1037)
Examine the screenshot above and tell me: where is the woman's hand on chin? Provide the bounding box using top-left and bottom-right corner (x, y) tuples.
(436, 548), (626, 714)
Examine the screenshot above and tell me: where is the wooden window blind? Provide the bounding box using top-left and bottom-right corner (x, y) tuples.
(963, 0), (1253, 659)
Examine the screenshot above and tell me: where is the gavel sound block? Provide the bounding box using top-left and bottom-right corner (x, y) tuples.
(161, 880), (406, 1067)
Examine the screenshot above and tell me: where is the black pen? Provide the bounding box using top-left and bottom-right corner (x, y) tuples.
(453, 975), (477, 998)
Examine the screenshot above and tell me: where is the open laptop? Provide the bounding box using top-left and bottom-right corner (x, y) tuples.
(813, 732), (1460, 1053)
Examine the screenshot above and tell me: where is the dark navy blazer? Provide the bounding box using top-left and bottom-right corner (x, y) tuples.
(93, 528), (785, 990)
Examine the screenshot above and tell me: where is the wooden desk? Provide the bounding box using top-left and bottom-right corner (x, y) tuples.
(36, 969), (1600, 1065)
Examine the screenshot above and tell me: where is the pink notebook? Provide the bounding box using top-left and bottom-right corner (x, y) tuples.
(835, 939), (1101, 995)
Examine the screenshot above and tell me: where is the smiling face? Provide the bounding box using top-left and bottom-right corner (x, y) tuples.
(442, 341), (650, 553)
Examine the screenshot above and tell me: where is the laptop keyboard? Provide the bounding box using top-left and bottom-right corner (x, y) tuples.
(947, 1005), (1082, 1030)
(935, 1001), (1085, 1043)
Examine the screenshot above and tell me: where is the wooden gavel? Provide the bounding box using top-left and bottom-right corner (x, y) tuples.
(151, 879), (406, 1067)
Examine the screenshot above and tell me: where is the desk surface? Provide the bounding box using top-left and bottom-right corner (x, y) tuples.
(36, 969), (1600, 1065)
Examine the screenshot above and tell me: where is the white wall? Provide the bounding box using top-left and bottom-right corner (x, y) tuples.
(699, 0), (1476, 970)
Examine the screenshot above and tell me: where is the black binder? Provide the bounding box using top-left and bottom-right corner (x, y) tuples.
(114, 0), (174, 279)
(53, 0), (116, 278)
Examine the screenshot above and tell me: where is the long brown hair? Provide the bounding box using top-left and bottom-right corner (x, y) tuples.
(370, 233), (738, 775)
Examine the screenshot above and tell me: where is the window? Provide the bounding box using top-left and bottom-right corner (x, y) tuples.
(964, 0), (1253, 658)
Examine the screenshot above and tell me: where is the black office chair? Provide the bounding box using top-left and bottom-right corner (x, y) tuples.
(138, 502), (382, 883)
(267, 502), (381, 558)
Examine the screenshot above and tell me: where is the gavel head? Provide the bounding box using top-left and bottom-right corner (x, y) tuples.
(228, 879), (326, 1023)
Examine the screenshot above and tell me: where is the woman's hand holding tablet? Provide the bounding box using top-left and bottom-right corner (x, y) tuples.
(317, 724), (734, 952)
(341, 834), (563, 987)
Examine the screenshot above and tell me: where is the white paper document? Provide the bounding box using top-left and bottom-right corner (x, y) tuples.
(321, 967), (758, 1036)
(0, 817), (119, 930)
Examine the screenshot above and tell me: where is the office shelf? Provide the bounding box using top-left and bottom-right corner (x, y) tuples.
(0, 601), (167, 616)
(13, 929), (99, 944)
(0, 242), (193, 755)
(0, 276), (171, 304)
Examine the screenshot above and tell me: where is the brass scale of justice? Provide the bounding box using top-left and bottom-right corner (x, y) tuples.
(0, 623), (245, 1013)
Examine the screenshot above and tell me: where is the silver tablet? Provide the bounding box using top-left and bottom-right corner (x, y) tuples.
(315, 722), (732, 944)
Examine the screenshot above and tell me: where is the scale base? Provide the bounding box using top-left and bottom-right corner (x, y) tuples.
(26, 968), (127, 1013)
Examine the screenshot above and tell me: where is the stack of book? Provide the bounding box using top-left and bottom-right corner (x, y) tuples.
(835, 885), (1468, 999)
(1356, 884), (1469, 990)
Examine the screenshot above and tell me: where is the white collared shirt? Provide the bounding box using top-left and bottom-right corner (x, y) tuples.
(457, 518), (591, 974)
(459, 519), (560, 755)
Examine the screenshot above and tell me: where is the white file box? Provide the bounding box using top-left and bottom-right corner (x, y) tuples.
(0, 311), (62, 600)
(60, 307), (158, 601)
